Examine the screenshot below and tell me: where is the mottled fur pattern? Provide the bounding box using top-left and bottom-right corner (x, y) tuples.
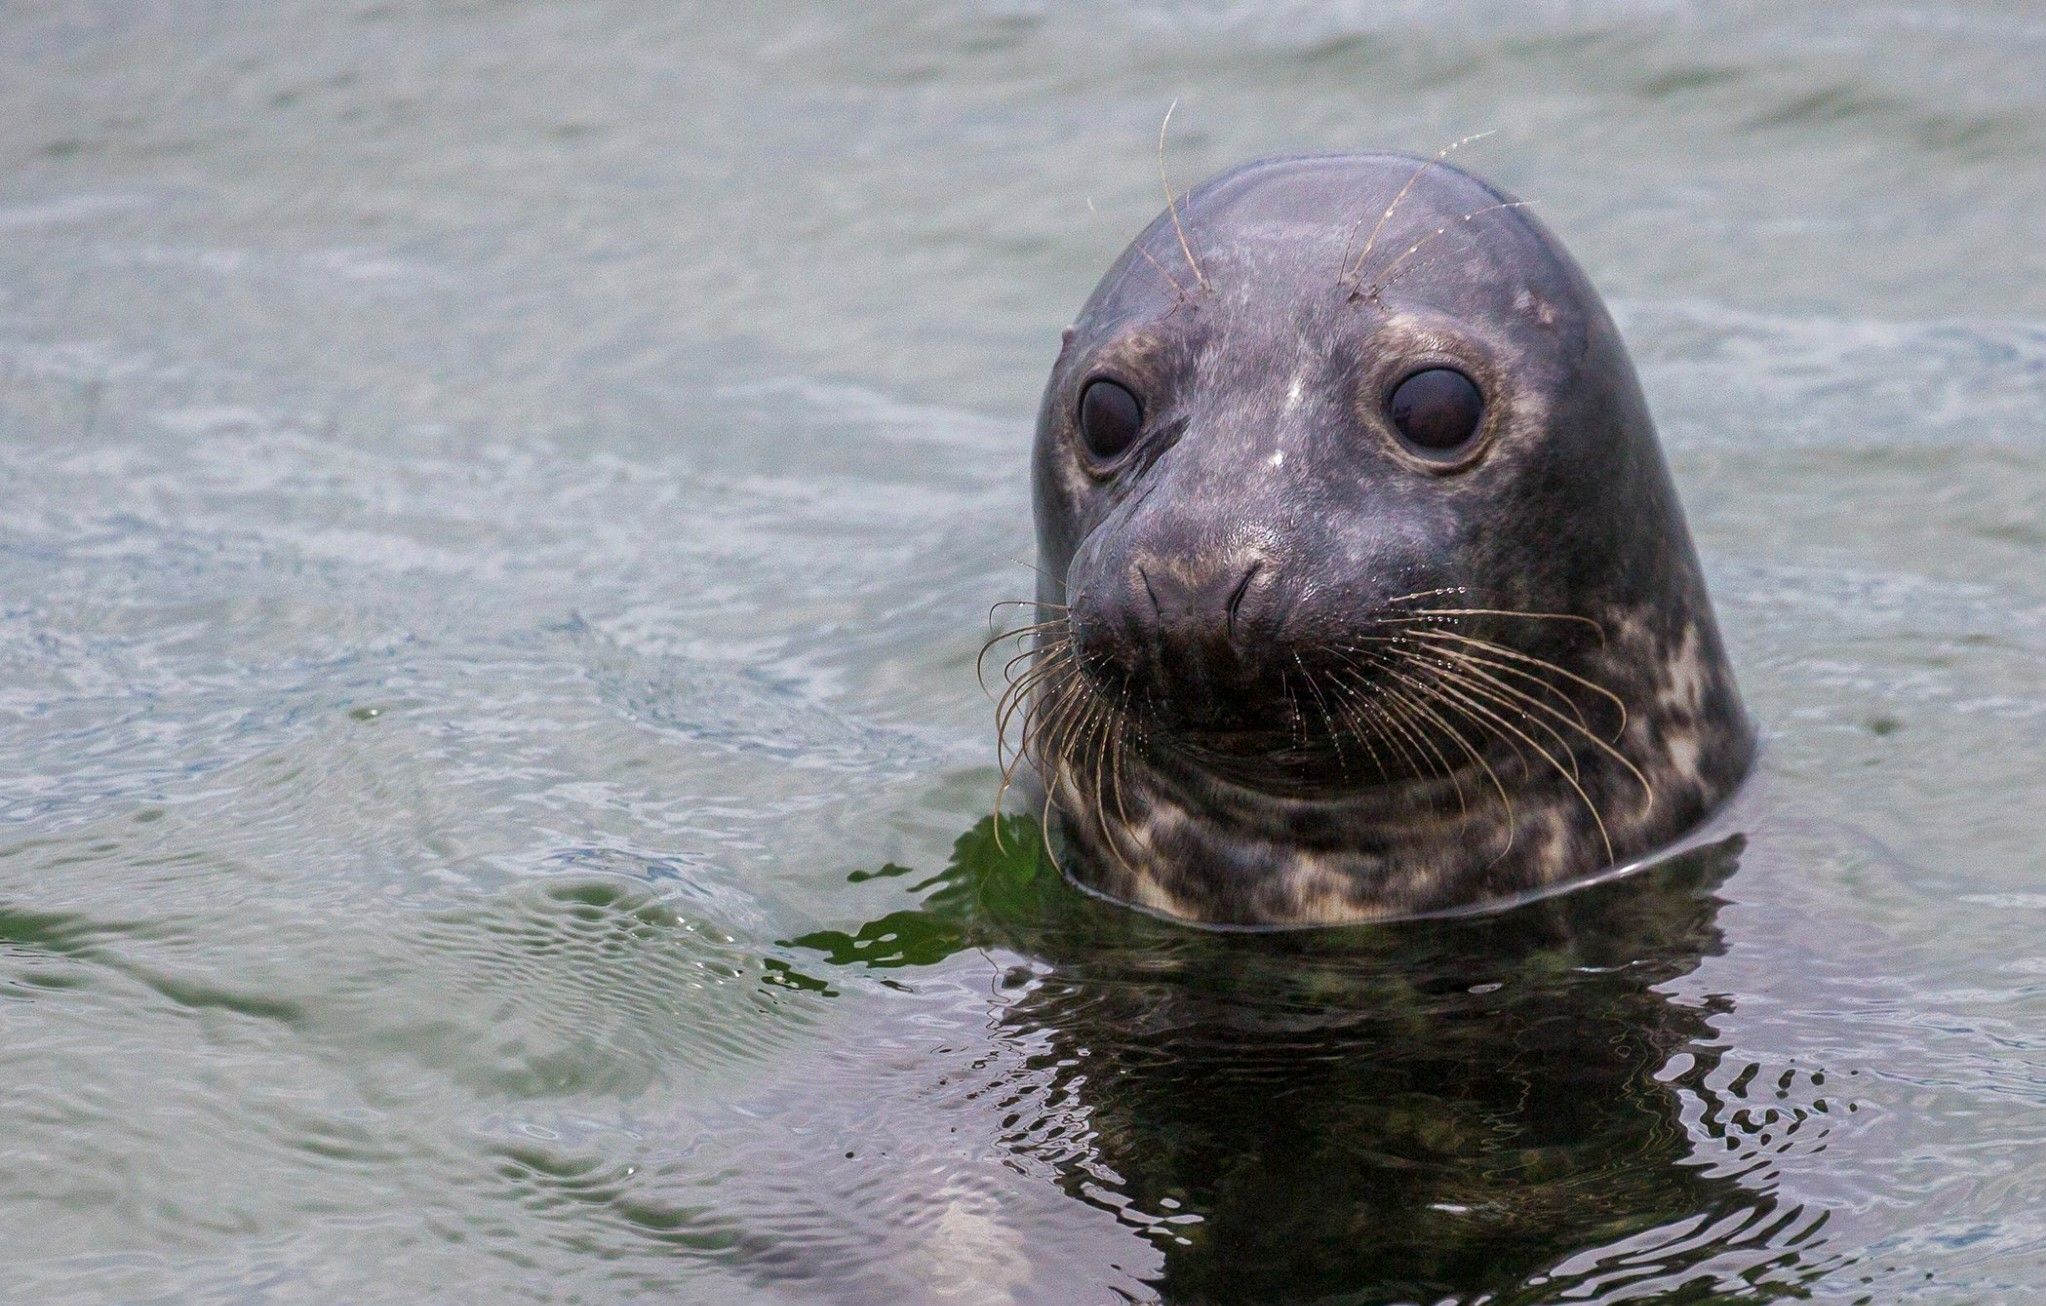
(1047, 609), (1748, 925)
(1017, 153), (1754, 927)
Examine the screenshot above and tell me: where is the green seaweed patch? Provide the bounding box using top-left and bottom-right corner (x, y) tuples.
(782, 815), (1111, 972)
(760, 957), (837, 996)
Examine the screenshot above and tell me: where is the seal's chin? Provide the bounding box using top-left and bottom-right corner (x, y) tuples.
(1082, 658), (1424, 797)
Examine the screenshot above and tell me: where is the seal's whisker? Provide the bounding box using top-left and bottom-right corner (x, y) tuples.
(1002, 674), (1066, 782)
(1057, 694), (1097, 812)
(1368, 697), (1439, 796)
(990, 598), (1067, 613)
(1325, 649), (1465, 809)
(986, 601), (1068, 634)
(1354, 652), (1511, 810)
(978, 618), (1071, 693)
(1282, 662), (1311, 751)
(1481, 717), (1610, 865)
(1317, 658), (1415, 787)
(1015, 628), (1090, 680)
(1417, 640), (1594, 731)
(984, 617), (1070, 644)
(996, 653), (1072, 752)
(1067, 694), (1104, 792)
(997, 686), (1054, 803)
(980, 627), (1067, 690)
(1355, 633), (1588, 781)
(1365, 201), (1537, 302)
(1383, 586), (1471, 607)
(1081, 699), (1141, 876)
(1157, 98), (1211, 294)
(1395, 628), (1628, 736)
(1023, 663), (1093, 776)
(1436, 655), (1594, 779)
(992, 616), (1073, 640)
(992, 640), (1080, 849)
(992, 667), (1062, 851)
(998, 673), (1063, 760)
(1003, 628), (1072, 679)
(995, 612), (1149, 874)
(1108, 685), (1136, 839)
(1055, 688), (1130, 873)
(1381, 606), (1607, 643)
(1364, 632), (1594, 733)
(1411, 660), (1615, 863)
(1038, 775), (1060, 865)
(1358, 682), (1420, 790)
(1383, 626), (1620, 720)
(990, 624), (1073, 676)
(1008, 557), (1070, 597)
(1327, 659), (1433, 786)
(998, 658), (1081, 793)
(998, 642), (1053, 691)
(1319, 668), (1391, 782)
(1423, 646), (1649, 798)
(1416, 654), (1585, 783)
(1366, 638), (1587, 736)
(1294, 651), (1352, 781)
(1379, 680), (1471, 813)
(1134, 244), (1197, 305)
(1348, 645), (1518, 860)
(1019, 685), (1082, 816)
(1317, 667), (1392, 772)
(1339, 130), (1495, 290)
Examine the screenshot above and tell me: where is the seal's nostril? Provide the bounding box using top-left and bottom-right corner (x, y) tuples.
(1137, 564), (1160, 620)
(1226, 561), (1263, 643)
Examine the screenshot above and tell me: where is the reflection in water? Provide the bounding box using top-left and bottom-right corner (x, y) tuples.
(794, 820), (1831, 1303)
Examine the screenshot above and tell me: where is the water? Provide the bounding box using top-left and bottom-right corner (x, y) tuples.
(2, 1), (2042, 1301)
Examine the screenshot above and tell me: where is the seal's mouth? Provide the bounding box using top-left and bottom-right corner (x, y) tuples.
(1152, 712), (1414, 794)
(1174, 724), (1294, 755)
(986, 595), (1643, 844)
(1098, 638), (1436, 788)
(1010, 631), (1441, 796)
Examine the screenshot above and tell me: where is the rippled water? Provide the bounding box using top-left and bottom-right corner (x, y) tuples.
(3, 2), (2043, 1301)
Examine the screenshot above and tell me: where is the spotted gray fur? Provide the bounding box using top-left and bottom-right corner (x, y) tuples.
(1010, 153), (1753, 927)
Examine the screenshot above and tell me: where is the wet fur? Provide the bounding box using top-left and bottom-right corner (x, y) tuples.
(1003, 152), (1754, 926)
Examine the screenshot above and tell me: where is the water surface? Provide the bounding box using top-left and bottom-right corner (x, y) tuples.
(2, 1), (2043, 1301)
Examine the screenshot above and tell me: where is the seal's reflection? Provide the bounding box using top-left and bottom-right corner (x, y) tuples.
(795, 820), (1767, 1303)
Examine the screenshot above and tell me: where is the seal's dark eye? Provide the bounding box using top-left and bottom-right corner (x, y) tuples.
(1078, 379), (1143, 461)
(1388, 368), (1484, 456)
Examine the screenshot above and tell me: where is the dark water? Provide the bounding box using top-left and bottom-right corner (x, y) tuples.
(2, 2), (2043, 1302)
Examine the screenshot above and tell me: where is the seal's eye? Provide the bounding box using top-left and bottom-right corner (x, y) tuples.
(1388, 368), (1484, 456)
(1078, 379), (1143, 461)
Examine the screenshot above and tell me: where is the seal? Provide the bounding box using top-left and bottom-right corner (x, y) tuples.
(999, 150), (1754, 927)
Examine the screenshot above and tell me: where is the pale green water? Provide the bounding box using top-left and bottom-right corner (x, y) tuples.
(1, 2), (2043, 1302)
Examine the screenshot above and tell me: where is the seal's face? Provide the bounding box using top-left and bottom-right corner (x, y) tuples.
(1015, 154), (1753, 925)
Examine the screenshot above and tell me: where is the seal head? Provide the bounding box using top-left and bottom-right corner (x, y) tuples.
(1015, 152), (1753, 926)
